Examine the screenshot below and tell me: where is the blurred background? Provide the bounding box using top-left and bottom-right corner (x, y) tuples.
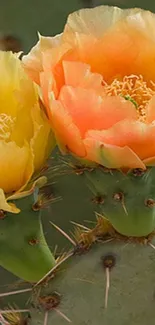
(0, 0), (155, 54)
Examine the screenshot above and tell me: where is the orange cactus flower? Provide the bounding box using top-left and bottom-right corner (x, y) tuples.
(23, 6), (155, 170)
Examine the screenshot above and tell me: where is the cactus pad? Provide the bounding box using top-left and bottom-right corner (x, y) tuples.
(0, 183), (55, 283)
(83, 166), (155, 236)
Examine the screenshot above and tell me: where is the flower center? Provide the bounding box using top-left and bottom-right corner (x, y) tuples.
(102, 75), (155, 121)
(0, 114), (15, 141)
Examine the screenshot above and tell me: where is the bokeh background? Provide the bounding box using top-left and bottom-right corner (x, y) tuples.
(0, 0), (155, 53)
(0, 0), (155, 301)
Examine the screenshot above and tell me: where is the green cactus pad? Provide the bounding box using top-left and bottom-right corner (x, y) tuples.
(1, 230), (155, 325)
(82, 166), (155, 237)
(0, 188), (55, 283)
(28, 238), (155, 325)
(1, 218), (155, 325)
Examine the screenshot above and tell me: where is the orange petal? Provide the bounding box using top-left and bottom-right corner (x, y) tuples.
(146, 96), (155, 123)
(22, 34), (62, 84)
(85, 120), (155, 161)
(64, 7), (155, 83)
(59, 86), (138, 137)
(84, 137), (145, 169)
(42, 44), (78, 94)
(49, 100), (86, 157)
(143, 156), (155, 166)
(75, 27), (152, 82)
(63, 24), (137, 82)
(62, 61), (103, 90)
(63, 6), (141, 38)
(40, 71), (58, 113)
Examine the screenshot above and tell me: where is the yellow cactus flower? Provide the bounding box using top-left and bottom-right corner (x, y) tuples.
(0, 51), (55, 213)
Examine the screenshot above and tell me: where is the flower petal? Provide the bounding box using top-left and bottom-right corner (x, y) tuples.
(143, 156), (155, 166)
(0, 51), (32, 117)
(59, 86), (138, 137)
(0, 141), (33, 193)
(63, 6), (140, 38)
(39, 45), (78, 110)
(31, 103), (55, 171)
(10, 82), (36, 146)
(8, 176), (47, 201)
(0, 189), (20, 213)
(42, 45), (79, 97)
(22, 34), (62, 84)
(84, 137), (145, 169)
(64, 7), (155, 82)
(146, 96), (155, 123)
(49, 100), (86, 157)
(85, 120), (155, 161)
(0, 51), (38, 146)
(40, 71), (58, 113)
(62, 61), (103, 90)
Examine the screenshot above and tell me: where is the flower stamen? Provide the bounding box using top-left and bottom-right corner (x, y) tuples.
(103, 75), (155, 121)
(0, 114), (15, 140)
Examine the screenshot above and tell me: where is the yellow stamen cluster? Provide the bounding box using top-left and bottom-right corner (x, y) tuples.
(0, 113), (14, 140)
(102, 75), (155, 121)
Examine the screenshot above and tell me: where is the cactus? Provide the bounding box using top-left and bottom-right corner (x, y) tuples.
(1, 210), (155, 325)
(29, 235), (155, 325)
(2, 4), (155, 325)
(83, 166), (155, 237)
(1, 158), (155, 325)
(0, 177), (56, 283)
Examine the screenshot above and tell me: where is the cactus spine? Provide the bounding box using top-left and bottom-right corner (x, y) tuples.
(1, 161), (155, 325)
(84, 166), (155, 236)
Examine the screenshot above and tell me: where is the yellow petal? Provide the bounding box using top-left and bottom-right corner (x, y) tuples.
(10, 81), (37, 147)
(0, 113), (15, 142)
(8, 176), (47, 201)
(0, 141), (34, 194)
(31, 103), (55, 171)
(0, 51), (27, 117)
(0, 51), (37, 146)
(0, 188), (20, 213)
